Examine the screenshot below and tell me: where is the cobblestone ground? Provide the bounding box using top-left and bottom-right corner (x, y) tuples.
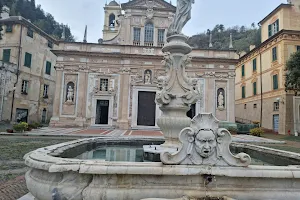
(0, 176), (28, 200)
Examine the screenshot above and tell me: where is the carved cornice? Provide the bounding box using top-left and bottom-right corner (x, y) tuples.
(196, 71), (236, 79)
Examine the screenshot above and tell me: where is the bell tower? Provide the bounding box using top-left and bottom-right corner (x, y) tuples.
(103, 1), (122, 41)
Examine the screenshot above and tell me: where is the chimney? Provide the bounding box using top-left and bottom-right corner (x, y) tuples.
(1, 6), (10, 19)
(249, 45), (256, 51)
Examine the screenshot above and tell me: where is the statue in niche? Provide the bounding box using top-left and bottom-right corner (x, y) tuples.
(217, 88), (225, 110)
(144, 70), (152, 84)
(161, 113), (251, 167)
(101, 82), (107, 91)
(167, 0), (195, 36)
(66, 86), (74, 102)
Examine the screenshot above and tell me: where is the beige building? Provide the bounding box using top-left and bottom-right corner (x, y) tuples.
(50, 0), (238, 129)
(235, 1), (300, 135)
(0, 7), (58, 123)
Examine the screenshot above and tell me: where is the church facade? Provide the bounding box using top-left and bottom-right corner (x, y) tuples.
(50, 0), (238, 129)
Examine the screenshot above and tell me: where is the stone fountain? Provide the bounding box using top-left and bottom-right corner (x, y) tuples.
(24, 1), (300, 199)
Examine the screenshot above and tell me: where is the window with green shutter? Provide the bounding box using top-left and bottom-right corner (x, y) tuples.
(6, 24), (13, 33)
(242, 86), (246, 99)
(45, 61), (51, 75)
(24, 52), (32, 68)
(253, 58), (257, 72)
(242, 65), (245, 77)
(272, 47), (277, 61)
(253, 82), (257, 96)
(273, 74), (279, 90)
(268, 19), (279, 38)
(2, 49), (11, 62)
(27, 28), (33, 38)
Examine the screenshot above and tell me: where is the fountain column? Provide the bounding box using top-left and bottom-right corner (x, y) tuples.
(156, 34), (199, 147)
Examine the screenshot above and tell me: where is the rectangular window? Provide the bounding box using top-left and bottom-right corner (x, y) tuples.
(21, 80), (29, 95)
(24, 52), (32, 68)
(242, 86), (246, 99)
(268, 19), (279, 37)
(6, 24), (13, 33)
(253, 58), (257, 72)
(244, 104), (247, 109)
(272, 47), (277, 61)
(157, 29), (165, 44)
(2, 49), (11, 62)
(45, 61), (51, 75)
(274, 102), (279, 111)
(242, 65), (245, 77)
(273, 74), (279, 90)
(48, 41), (53, 48)
(297, 46), (300, 51)
(100, 78), (109, 91)
(133, 28), (141, 41)
(43, 84), (49, 98)
(253, 82), (257, 96)
(27, 28), (33, 38)
(254, 104), (257, 109)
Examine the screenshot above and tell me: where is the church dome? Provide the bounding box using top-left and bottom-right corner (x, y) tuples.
(108, 1), (119, 6)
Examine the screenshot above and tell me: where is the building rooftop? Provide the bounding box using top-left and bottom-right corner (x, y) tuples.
(0, 16), (59, 44)
(258, 3), (292, 25)
(108, 0), (119, 6)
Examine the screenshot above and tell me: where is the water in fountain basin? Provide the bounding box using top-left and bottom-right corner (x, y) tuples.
(75, 145), (273, 165)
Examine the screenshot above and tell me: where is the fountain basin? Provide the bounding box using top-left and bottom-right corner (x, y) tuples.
(24, 138), (300, 200)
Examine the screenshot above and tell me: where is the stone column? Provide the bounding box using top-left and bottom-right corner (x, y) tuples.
(50, 67), (63, 126)
(75, 70), (88, 127)
(117, 72), (130, 129)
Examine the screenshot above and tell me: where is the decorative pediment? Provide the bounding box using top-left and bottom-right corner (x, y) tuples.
(122, 0), (176, 12)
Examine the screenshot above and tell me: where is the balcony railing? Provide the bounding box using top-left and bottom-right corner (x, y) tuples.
(144, 42), (154, 47)
(133, 41), (140, 46)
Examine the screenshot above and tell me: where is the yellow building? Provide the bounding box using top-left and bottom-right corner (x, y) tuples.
(0, 6), (58, 123)
(235, 1), (300, 135)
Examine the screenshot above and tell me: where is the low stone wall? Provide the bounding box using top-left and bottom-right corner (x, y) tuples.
(24, 138), (300, 200)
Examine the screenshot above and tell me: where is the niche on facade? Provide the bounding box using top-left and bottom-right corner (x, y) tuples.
(65, 82), (75, 104)
(217, 88), (225, 110)
(144, 69), (152, 84)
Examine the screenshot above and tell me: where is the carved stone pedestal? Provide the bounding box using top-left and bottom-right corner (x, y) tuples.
(155, 34), (199, 147)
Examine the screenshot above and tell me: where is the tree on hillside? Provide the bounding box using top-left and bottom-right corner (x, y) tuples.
(285, 51), (300, 96)
(4, 0), (75, 42)
(188, 24), (261, 53)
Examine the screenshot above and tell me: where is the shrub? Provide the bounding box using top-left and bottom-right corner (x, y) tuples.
(13, 122), (29, 132)
(228, 127), (237, 134)
(250, 127), (264, 137)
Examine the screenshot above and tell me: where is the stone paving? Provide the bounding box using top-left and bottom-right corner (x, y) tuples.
(0, 127), (285, 144)
(0, 176), (27, 200)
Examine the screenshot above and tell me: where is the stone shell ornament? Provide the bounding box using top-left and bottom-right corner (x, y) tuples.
(161, 113), (251, 167)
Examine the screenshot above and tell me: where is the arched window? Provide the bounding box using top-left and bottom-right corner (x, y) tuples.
(109, 14), (116, 27)
(144, 22), (154, 44)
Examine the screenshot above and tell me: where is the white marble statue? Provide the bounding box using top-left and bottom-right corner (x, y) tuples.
(145, 71), (151, 84)
(167, 0), (195, 36)
(66, 86), (74, 102)
(218, 91), (224, 109)
(101, 82), (107, 91)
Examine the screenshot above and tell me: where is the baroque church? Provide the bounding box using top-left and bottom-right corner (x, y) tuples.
(50, 0), (238, 129)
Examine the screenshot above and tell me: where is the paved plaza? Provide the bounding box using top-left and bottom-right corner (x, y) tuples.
(0, 127), (285, 144)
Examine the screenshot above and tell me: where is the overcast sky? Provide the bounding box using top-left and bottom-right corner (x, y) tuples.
(35, 0), (287, 43)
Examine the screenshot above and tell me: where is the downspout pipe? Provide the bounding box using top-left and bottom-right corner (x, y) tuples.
(10, 24), (23, 121)
(259, 51), (263, 127)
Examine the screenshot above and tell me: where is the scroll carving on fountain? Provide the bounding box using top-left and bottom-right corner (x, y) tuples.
(161, 113), (251, 167)
(155, 0), (199, 147)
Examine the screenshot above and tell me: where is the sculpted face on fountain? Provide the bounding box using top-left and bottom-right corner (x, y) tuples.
(194, 130), (217, 158)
